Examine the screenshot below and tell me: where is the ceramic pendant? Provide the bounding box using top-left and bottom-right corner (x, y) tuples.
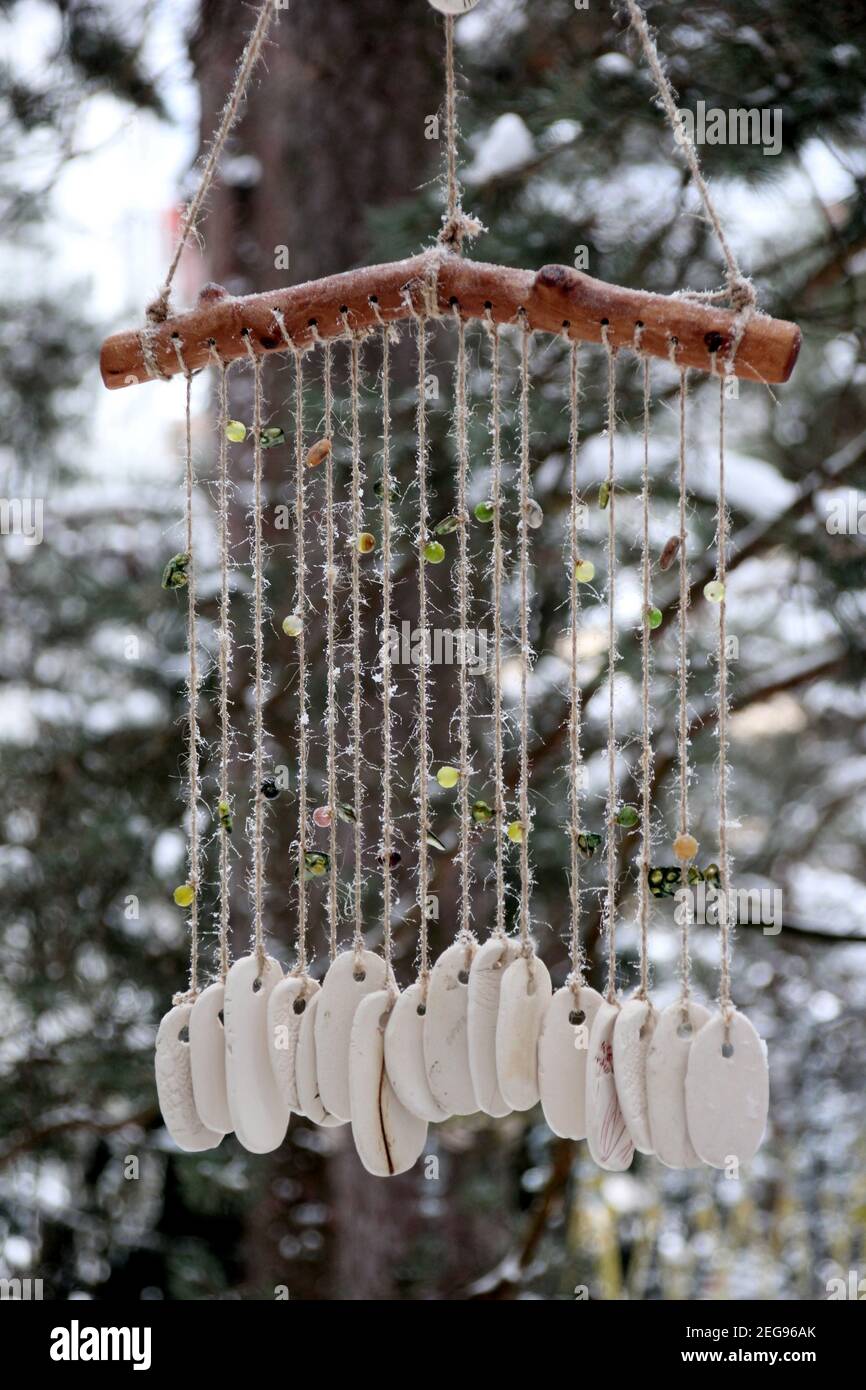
(189, 981), (233, 1135)
(467, 935), (518, 1117)
(685, 1009), (769, 1169)
(155, 1003), (222, 1152)
(224, 953), (289, 1153)
(314, 949), (388, 1122)
(296, 991), (346, 1126)
(350, 991), (428, 1176)
(267, 973), (314, 1112)
(384, 981), (449, 1122)
(612, 995), (657, 1155)
(646, 999), (711, 1169)
(585, 999), (635, 1171)
(428, 0), (481, 14)
(423, 939), (479, 1116)
(495, 952), (552, 1112)
(537, 983), (603, 1140)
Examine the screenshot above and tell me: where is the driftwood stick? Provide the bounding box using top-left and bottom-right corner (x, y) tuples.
(100, 252), (800, 388)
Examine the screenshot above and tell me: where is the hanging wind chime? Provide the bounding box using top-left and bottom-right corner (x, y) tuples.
(108, 0), (794, 1177)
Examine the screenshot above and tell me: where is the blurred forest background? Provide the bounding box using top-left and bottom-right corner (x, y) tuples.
(1, 0), (866, 1301)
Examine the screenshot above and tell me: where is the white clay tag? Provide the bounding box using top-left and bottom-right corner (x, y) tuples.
(495, 952), (552, 1112)
(423, 939), (479, 1116)
(296, 991), (344, 1127)
(224, 954), (289, 1153)
(314, 949), (388, 1122)
(612, 995), (657, 1155)
(538, 984), (603, 1140)
(585, 1000), (635, 1171)
(350, 991), (428, 1176)
(155, 1003), (223, 1153)
(685, 1009), (769, 1169)
(384, 982), (449, 1122)
(267, 973), (312, 1112)
(467, 936), (518, 1117)
(189, 982), (233, 1135)
(646, 999), (711, 1169)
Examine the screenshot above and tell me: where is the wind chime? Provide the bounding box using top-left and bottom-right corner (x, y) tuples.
(102, 0), (798, 1177)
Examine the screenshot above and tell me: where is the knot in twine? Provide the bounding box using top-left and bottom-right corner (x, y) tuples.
(437, 208), (485, 255)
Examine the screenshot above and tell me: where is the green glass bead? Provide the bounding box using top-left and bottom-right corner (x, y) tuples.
(704, 580), (725, 603)
(434, 514), (463, 536)
(226, 419), (247, 444)
(300, 851), (330, 881)
(173, 883), (194, 908)
(471, 799), (494, 825)
(598, 482), (611, 510)
(615, 805), (640, 828)
(260, 426), (286, 449)
(436, 766), (460, 789)
(507, 820), (524, 844)
(647, 606), (663, 630)
(218, 800), (233, 834)
(422, 540), (446, 564)
(161, 553), (190, 590)
(474, 501), (495, 523)
(577, 832), (602, 859)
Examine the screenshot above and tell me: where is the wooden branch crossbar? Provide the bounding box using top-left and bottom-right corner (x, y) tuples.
(100, 252), (801, 388)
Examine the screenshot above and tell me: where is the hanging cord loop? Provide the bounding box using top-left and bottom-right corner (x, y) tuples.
(147, 0), (276, 327)
(566, 339), (587, 993)
(209, 345), (234, 984)
(601, 326), (619, 1003)
(620, 0), (757, 363)
(437, 16), (484, 254)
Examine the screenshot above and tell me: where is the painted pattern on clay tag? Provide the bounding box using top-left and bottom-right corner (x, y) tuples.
(384, 982), (449, 1123)
(267, 973), (312, 1112)
(467, 936), (518, 1117)
(189, 982), (233, 1135)
(155, 1003), (223, 1153)
(296, 990), (344, 1127)
(685, 1009), (769, 1169)
(585, 999), (635, 1171)
(350, 990), (428, 1176)
(314, 949), (388, 1122)
(538, 984), (603, 1140)
(423, 939), (479, 1116)
(495, 952), (552, 1112)
(646, 999), (711, 1169)
(612, 995), (657, 1155)
(224, 954), (289, 1153)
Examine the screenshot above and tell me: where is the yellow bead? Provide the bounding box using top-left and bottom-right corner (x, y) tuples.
(436, 766), (459, 789)
(357, 532), (376, 554)
(575, 560), (595, 583)
(173, 883), (194, 908)
(673, 833), (699, 862)
(507, 821), (524, 843)
(282, 614), (303, 637)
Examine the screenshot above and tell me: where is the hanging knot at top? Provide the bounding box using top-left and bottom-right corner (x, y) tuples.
(727, 275), (757, 314)
(437, 208), (484, 254)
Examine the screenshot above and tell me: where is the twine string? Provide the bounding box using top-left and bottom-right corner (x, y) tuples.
(485, 315), (507, 940)
(210, 346), (233, 983)
(323, 342), (339, 963)
(416, 316), (432, 987)
(380, 325), (395, 975)
(245, 341), (267, 977)
(349, 334), (365, 958)
(453, 309), (473, 945)
(637, 355), (653, 1001)
(437, 15), (482, 253)
(517, 320), (534, 955)
(717, 376), (734, 1021)
(293, 349), (309, 976)
(566, 340), (586, 988)
(175, 344), (200, 999)
(601, 329), (619, 1003)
